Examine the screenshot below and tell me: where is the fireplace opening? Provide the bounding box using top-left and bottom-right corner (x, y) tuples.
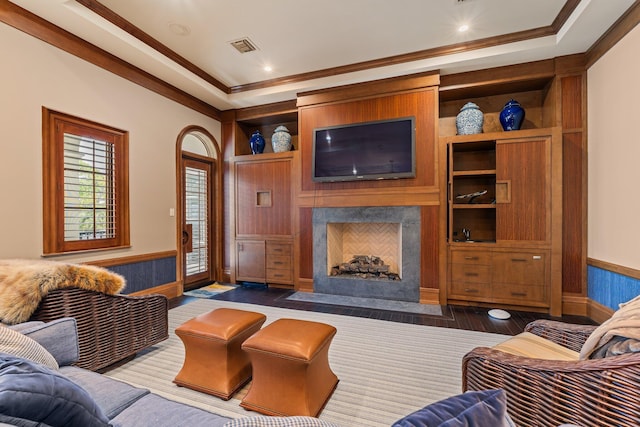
(326, 222), (401, 281)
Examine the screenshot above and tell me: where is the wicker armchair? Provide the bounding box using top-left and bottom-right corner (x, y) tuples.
(463, 319), (640, 427)
(29, 287), (169, 372)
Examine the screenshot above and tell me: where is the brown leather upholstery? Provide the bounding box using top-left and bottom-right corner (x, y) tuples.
(240, 318), (339, 417)
(173, 308), (266, 400)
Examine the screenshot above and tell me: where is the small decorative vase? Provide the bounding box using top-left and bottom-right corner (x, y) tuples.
(455, 102), (484, 135)
(249, 130), (265, 154)
(499, 99), (525, 131)
(271, 125), (292, 153)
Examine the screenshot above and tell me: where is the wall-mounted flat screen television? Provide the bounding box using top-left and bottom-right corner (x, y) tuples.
(312, 117), (416, 183)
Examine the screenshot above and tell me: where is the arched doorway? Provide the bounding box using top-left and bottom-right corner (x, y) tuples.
(176, 126), (222, 291)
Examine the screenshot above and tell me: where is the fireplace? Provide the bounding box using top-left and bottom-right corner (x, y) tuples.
(312, 206), (421, 302)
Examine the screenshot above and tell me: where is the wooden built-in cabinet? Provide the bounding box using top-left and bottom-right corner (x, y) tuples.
(236, 239), (293, 286)
(227, 102), (298, 288)
(443, 128), (562, 315)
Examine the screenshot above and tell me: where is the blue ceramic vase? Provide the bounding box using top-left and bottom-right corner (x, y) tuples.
(456, 102), (484, 135)
(249, 130), (265, 154)
(499, 99), (525, 131)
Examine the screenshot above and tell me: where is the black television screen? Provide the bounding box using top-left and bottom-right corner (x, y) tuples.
(312, 117), (416, 182)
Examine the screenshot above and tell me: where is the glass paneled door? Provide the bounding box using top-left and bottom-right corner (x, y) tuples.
(182, 157), (213, 288)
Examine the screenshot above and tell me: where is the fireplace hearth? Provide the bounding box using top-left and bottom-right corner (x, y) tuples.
(312, 206), (421, 302)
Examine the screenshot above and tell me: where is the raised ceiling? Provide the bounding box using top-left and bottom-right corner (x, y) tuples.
(6, 0), (637, 111)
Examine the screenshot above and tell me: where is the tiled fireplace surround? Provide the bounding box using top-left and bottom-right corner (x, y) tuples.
(312, 206), (421, 302)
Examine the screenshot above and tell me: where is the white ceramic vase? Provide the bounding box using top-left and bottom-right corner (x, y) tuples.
(271, 125), (292, 152)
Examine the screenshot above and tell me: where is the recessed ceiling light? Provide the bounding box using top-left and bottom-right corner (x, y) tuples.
(263, 65), (273, 72)
(458, 24), (469, 32)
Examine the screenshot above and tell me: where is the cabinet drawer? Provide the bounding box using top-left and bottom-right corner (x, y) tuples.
(451, 265), (490, 284)
(266, 242), (292, 256)
(266, 268), (292, 282)
(449, 281), (491, 298)
(451, 251), (490, 265)
(492, 283), (546, 304)
(492, 252), (546, 286)
(266, 255), (291, 270)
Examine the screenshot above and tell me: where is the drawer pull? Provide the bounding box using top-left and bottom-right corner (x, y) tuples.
(511, 292), (527, 297)
(273, 261), (284, 265)
(465, 288), (479, 293)
(464, 272), (479, 277)
(464, 256), (479, 260)
(511, 258), (527, 262)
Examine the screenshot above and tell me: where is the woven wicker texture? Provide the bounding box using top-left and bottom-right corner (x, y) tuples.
(29, 287), (168, 371)
(463, 319), (640, 427)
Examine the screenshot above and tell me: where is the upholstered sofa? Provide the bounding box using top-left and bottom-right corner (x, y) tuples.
(0, 317), (341, 427)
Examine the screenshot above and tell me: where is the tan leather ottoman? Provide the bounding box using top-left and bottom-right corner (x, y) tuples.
(240, 318), (338, 416)
(173, 308), (266, 400)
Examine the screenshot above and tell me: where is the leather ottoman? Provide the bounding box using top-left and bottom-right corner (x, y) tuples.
(240, 318), (339, 416)
(173, 308), (266, 400)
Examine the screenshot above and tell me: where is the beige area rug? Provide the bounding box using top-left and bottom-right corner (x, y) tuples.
(103, 299), (508, 426)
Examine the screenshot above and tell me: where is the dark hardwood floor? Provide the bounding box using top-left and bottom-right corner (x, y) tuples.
(169, 285), (596, 336)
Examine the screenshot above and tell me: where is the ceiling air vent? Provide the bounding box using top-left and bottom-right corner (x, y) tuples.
(230, 38), (258, 53)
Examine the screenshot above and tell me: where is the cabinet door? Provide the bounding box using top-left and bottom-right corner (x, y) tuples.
(495, 137), (550, 241)
(236, 240), (266, 282)
(235, 159), (292, 237)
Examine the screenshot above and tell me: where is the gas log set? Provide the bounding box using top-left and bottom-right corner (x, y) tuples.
(330, 255), (400, 281)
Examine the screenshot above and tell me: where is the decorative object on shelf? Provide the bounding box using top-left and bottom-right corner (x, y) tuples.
(270, 125), (292, 152)
(499, 99), (525, 131)
(455, 102), (484, 135)
(249, 130), (266, 154)
(456, 189), (488, 204)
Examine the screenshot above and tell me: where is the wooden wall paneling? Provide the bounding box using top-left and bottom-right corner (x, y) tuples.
(421, 205), (440, 290)
(299, 89), (438, 193)
(221, 112), (236, 281)
(561, 73), (587, 295)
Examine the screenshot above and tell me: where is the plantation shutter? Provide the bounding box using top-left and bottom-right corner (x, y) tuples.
(63, 134), (116, 242)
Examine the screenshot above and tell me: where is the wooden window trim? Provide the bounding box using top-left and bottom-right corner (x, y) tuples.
(42, 107), (130, 254)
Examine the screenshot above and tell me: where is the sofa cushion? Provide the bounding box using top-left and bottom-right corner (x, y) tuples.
(0, 355), (109, 427)
(19, 317), (79, 366)
(61, 366), (150, 420)
(224, 416), (342, 426)
(0, 325), (58, 369)
(110, 393), (231, 427)
(391, 389), (513, 427)
(492, 331), (579, 361)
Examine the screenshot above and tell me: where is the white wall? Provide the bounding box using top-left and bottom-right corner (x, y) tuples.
(588, 24), (640, 270)
(0, 23), (221, 263)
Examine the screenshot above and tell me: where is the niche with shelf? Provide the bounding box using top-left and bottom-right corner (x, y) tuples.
(234, 111), (298, 156)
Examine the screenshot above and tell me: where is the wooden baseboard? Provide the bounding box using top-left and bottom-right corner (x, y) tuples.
(296, 278), (314, 292)
(420, 287), (440, 305)
(588, 298), (614, 324)
(561, 294), (589, 316)
(129, 281), (182, 299)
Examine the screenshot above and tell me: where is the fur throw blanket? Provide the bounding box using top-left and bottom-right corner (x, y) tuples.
(0, 259), (125, 325)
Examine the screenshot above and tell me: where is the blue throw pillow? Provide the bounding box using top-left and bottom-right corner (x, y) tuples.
(392, 389), (512, 427)
(0, 354), (110, 427)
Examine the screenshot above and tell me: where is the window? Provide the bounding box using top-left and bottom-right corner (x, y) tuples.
(42, 108), (129, 254)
